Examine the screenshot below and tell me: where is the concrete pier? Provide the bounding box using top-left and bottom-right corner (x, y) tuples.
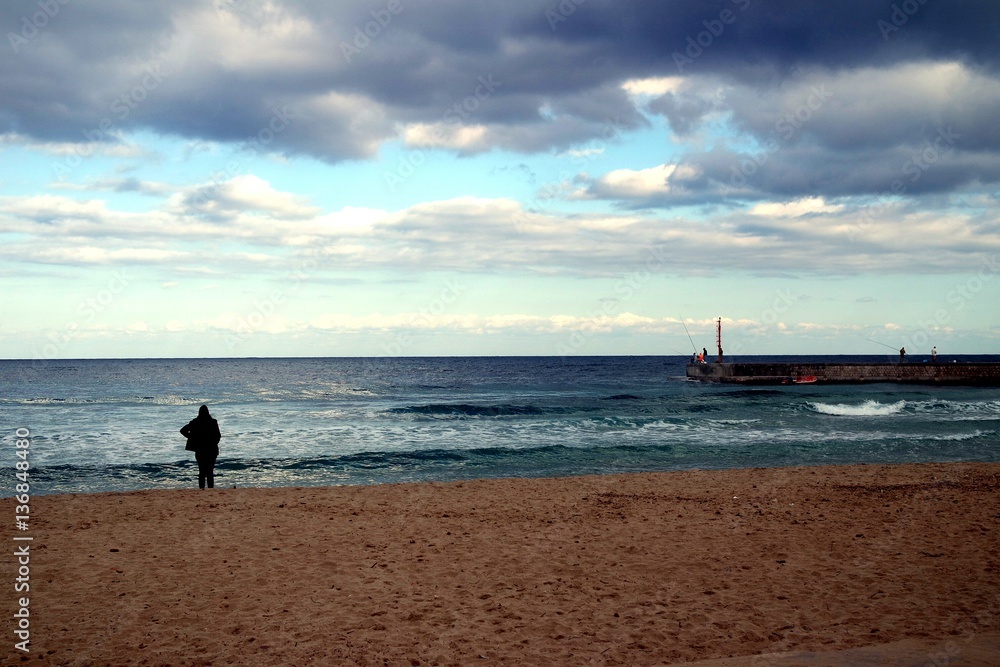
(686, 361), (1000, 385)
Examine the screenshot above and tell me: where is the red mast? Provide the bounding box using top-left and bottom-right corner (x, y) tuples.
(716, 317), (723, 363)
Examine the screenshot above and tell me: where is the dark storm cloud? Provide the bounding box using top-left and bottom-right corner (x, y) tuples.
(532, 0), (1000, 75)
(2, 0), (999, 177)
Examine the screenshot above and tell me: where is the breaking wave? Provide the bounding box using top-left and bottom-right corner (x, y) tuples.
(810, 400), (906, 417)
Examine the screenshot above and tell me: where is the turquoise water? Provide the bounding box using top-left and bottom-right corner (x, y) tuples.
(2, 356), (999, 494)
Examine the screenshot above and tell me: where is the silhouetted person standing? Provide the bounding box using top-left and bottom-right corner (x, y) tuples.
(182, 405), (221, 489)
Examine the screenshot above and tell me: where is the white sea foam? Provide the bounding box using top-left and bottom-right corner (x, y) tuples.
(910, 399), (1000, 421)
(928, 429), (994, 442)
(6, 394), (202, 406)
(810, 400), (906, 416)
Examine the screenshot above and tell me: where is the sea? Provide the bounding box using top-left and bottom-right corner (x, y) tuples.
(3, 355), (1000, 495)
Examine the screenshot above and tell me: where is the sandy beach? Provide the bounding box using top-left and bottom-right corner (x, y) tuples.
(6, 463), (1000, 665)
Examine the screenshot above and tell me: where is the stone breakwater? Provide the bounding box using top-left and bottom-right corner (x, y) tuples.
(686, 362), (1000, 385)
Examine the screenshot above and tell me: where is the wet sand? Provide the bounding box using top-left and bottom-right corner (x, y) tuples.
(6, 463), (1000, 665)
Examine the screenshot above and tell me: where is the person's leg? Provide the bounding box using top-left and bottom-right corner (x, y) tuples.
(206, 457), (215, 488)
(196, 455), (208, 489)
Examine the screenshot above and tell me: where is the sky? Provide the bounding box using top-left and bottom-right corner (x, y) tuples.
(1, 0), (999, 359)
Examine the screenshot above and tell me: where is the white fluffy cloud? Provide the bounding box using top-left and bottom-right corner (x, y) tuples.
(2, 176), (998, 277)
(748, 198), (843, 218)
(585, 163), (702, 199)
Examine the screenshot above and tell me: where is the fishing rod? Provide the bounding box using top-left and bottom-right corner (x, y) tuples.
(680, 317), (698, 353)
(866, 338), (900, 351)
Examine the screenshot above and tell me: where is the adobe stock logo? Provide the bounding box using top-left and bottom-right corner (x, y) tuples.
(877, 0), (930, 40)
(340, 0), (405, 63)
(545, 0), (587, 31)
(846, 127), (960, 243)
(672, 0), (752, 73)
(52, 61), (170, 178)
(383, 74), (501, 191)
(729, 86), (833, 188)
(8, 0), (71, 55)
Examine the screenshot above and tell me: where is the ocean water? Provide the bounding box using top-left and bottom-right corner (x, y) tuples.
(3, 355), (1000, 495)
